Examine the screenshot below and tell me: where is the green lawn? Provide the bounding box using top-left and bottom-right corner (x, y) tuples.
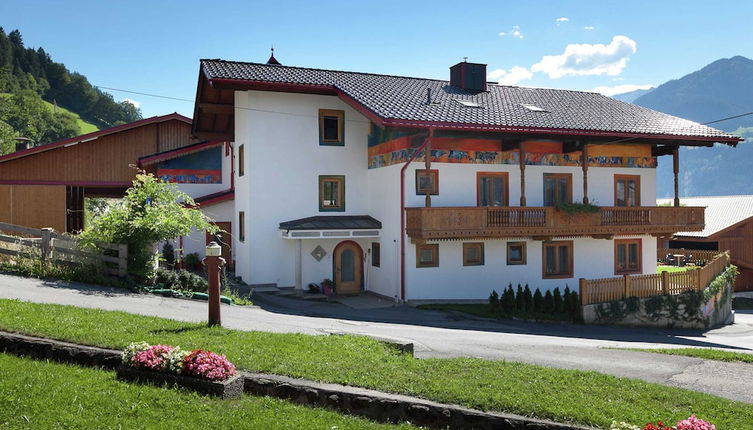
(1, 299), (751, 429)
(657, 265), (699, 273)
(41, 99), (99, 134)
(0, 353), (415, 429)
(624, 347), (753, 364)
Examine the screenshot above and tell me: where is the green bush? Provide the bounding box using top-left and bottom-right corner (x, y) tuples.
(161, 242), (175, 268)
(533, 289), (543, 313)
(152, 268), (207, 293)
(486, 284), (581, 323)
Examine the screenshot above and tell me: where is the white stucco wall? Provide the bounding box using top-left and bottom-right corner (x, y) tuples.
(180, 199), (235, 260)
(233, 90), (371, 286)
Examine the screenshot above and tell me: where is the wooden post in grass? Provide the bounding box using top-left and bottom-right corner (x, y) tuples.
(578, 278), (587, 305)
(204, 242), (225, 327)
(40, 228), (53, 262)
(661, 270), (670, 295)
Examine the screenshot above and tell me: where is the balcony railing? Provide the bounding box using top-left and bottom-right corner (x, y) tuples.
(405, 206), (704, 241)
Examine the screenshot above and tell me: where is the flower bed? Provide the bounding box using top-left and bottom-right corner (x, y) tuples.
(611, 415), (716, 430)
(117, 342), (242, 398)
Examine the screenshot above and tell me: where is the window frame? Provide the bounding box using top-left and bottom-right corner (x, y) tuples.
(462, 242), (485, 266)
(238, 144), (245, 177)
(614, 238), (642, 275)
(318, 175), (345, 212)
(238, 211), (245, 242)
(416, 243), (439, 268)
(542, 240), (574, 279)
(371, 242), (380, 267)
(415, 169), (439, 195)
(318, 109), (345, 146)
(543, 173), (573, 206)
(476, 172), (509, 207)
(506, 241), (527, 265)
(614, 174), (641, 207)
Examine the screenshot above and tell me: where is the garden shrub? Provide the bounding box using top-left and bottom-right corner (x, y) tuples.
(487, 284), (581, 323)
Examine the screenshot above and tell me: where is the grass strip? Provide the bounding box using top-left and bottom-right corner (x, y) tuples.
(1, 299), (751, 429)
(0, 353), (415, 429)
(623, 347), (753, 364)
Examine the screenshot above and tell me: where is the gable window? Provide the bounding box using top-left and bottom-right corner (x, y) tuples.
(477, 172), (509, 206)
(615, 239), (642, 274)
(543, 173), (572, 206)
(319, 109), (344, 146)
(372, 242), (380, 267)
(319, 175), (345, 212)
(416, 244), (439, 268)
(463, 242), (484, 266)
(506, 242), (527, 265)
(614, 175), (640, 207)
(542, 240), (573, 278)
(238, 144), (245, 177)
(238, 211), (245, 242)
(416, 169), (439, 195)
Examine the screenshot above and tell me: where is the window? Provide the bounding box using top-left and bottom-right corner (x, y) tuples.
(463, 242), (484, 266)
(543, 173), (572, 206)
(319, 109), (344, 146)
(416, 244), (439, 268)
(238, 211), (245, 242)
(507, 242), (527, 265)
(238, 144), (245, 177)
(319, 175), (345, 212)
(371, 242), (380, 267)
(477, 172), (509, 206)
(415, 169), (439, 195)
(614, 175), (640, 207)
(542, 241), (573, 278)
(615, 239), (642, 274)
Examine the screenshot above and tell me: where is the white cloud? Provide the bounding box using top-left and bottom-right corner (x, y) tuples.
(488, 66), (533, 86)
(499, 25), (524, 39)
(591, 83), (654, 97)
(584, 26), (595, 30)
(531, 35), (637, 79)
(556, 17), (569, 22)
(122, 98), (140, 108)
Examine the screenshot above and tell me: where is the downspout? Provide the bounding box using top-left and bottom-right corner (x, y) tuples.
(399, 128), (434, 302)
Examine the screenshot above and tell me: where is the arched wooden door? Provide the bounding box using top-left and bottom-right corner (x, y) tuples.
(333, 241), (363, 295)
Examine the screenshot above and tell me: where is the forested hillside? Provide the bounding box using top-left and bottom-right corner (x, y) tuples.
(0, 28), (142, 154)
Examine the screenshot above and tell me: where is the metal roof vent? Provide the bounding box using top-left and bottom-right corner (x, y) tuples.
(521, 103), (547, 112)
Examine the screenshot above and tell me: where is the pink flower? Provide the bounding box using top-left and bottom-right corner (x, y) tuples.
(676, 415), (716, 430)
(182, 349), (236, 381)
(132, 344), (174, 371)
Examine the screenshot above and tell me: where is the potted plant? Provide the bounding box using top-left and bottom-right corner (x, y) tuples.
(321, 278), (334, 296)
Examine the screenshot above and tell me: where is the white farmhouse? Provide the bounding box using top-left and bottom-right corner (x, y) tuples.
(190, 57), (739, 301)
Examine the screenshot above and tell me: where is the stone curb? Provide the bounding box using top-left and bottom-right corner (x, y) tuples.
(0, 331), (593, 430)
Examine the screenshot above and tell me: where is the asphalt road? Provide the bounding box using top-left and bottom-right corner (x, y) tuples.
(1, 273), (752, 403)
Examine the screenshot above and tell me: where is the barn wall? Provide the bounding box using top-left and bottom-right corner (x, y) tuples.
(157, 119), (200, 153)
(0, 185), (66, 231)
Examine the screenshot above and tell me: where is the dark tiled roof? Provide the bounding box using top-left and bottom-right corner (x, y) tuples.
(279, 216), (382, 230)
(201, 59), (738, 142)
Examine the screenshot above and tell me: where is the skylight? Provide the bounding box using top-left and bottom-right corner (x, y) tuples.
(521, 103), (547, 112)
(454, 99), (483, 108)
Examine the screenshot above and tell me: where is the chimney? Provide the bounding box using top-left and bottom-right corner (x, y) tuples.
(450, 61), (487, 92)
(14, 137), (32, 152)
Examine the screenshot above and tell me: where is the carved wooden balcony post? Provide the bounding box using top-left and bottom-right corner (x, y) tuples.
(581, 142), (589, 204)
(424, 131), (432, 208)
(673, 148), (680, 207)
(519, 141), (526, 207)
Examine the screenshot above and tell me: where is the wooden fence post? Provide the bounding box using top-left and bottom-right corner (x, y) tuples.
(661, 270), (670, 295)
(40, 228), (53, 262)
(623, 274), (632, 298)
(579, 278), (587, 305)
(118, 244), (128, 277)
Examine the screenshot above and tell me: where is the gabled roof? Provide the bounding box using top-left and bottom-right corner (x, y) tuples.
(138, 140), (222, 166)
(194, 189), (234, 207)
(657, 195), (753, 237)
(0, 113), (192, 164)
(196, 59), (740, 144)
(279, 215), (382, 230)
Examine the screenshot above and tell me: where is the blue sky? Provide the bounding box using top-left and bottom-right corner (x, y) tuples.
(2, 0), (751, 118)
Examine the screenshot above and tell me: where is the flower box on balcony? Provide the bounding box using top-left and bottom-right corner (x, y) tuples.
(116, 365), (244, 398)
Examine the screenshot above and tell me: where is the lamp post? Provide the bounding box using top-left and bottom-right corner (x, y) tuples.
(204, 241), (225, 326)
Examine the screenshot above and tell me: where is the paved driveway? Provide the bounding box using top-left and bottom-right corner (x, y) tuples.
(1, 273), (752, 403)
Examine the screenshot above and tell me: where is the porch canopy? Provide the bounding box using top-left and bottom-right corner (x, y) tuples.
(279, 215), (381, 239)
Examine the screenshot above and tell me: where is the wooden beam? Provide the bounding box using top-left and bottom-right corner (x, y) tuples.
(519, 141), (526, 207)
(532, 235), (553, 241)
(581, 142), (589, 204)
(673, 148), (680, 207)
(199, 103), (234, 114)
(424, 135), (432, 208)
(502, 140), (520, 151)
(193, 131), (234, 141)
(652, 144), (679, 157)
(563, 141), (581, 153)
(592, 234), (614, 240)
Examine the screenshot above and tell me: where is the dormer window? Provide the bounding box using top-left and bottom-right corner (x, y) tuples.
(319, 109), (344, 146)
(521, 103), (547, 112)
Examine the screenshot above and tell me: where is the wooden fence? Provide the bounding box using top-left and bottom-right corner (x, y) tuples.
(579, 251), (730, 305)
(0, 222), (127, 276)
(657, 248), (719, 265)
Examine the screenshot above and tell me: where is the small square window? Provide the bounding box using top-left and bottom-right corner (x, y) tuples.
(463, 242), (484, 266)
(319, 109), (344, 146)
(542, 240), (573, 279)
(238, 211), (245, 242)
(615, 239), (642, 274)
(372, 242), (380, 267)
(507, 242), (526, 265)
(319, 175), (345, 212)
(416, 244), (439, 268)
(415, 169), (439, 195)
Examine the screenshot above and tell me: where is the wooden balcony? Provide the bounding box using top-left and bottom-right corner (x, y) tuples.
(405, 206), (704, 241)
